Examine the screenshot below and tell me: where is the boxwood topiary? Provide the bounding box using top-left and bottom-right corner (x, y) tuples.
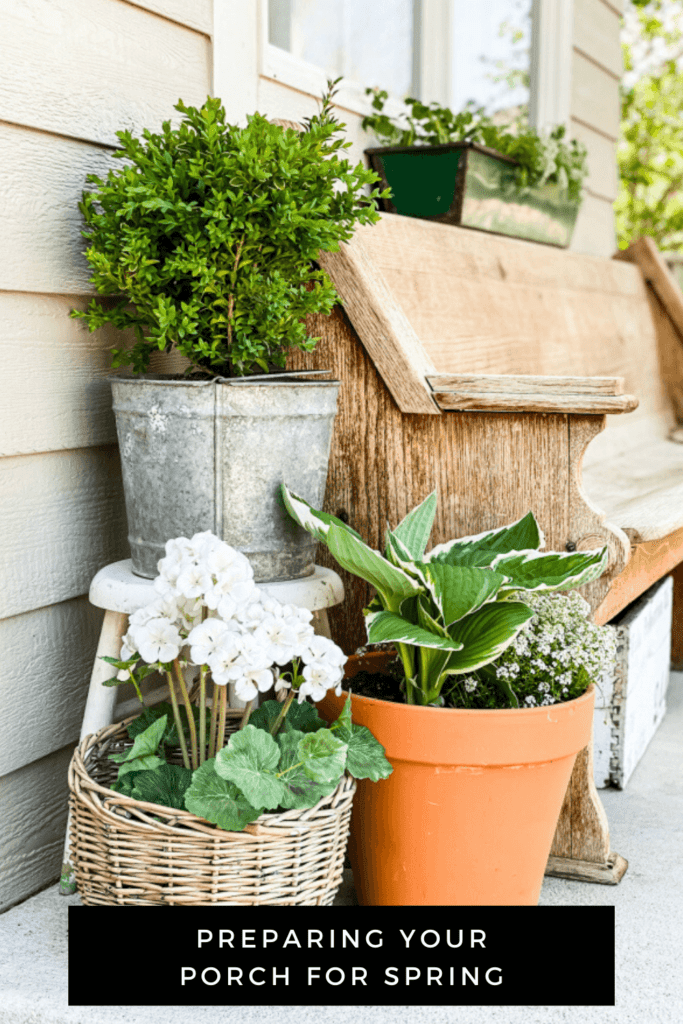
(72, 81), (388, 377)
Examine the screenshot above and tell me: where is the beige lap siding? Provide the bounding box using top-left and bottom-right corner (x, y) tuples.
(0, 0), (211, 907)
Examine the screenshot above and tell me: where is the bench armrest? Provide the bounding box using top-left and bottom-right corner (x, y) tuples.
(427, 374), (639, 415)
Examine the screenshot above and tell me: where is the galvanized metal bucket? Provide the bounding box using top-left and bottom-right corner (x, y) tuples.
(109, 373), (340, 582)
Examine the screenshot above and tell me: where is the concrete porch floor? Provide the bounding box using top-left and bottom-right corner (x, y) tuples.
(0, 675), (681, 1024)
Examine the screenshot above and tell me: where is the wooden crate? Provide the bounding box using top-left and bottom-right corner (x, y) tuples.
(594, 576), (673, 789)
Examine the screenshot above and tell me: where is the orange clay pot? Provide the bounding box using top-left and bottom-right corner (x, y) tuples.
(318, 651), (594, 906)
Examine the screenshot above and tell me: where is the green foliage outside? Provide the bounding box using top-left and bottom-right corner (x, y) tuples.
(362, 90), (588, 201)
(72, 82), (387, 377)
(617, 0), (683, 250)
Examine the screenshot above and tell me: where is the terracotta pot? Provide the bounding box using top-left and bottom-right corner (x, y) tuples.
(318, 652), (595, 906)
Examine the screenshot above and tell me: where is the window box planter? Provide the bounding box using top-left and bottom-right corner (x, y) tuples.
(365, 141), (581, 248)
(67, 714), (356, 906)
(319, 652), (595, 906)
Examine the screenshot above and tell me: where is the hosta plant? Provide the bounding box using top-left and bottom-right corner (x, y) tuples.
(102, 530), (391, 832)
(71, 80), (388, 377)
(281, 485), (609, 707)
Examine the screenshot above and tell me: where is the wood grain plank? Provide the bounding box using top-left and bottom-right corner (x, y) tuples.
(0, 0), (210, 148)
(0, 598), (104, 778)
(573, 0), (623, 78)
(433, 392), (638, 415)
(617, 237), (683, 342)
(427, 373), (626, 395)
(0, 447), (129, 620)
(0, 293), (135, 456)
(289, 306), (573, 654)
(571, 50), (621, 140)
(319, 239), (439, 414)
(0, 744), (75, 912)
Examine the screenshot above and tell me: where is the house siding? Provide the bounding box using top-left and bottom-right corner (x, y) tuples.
(0, 0), (211, 911)
(570, 0), (623, 257)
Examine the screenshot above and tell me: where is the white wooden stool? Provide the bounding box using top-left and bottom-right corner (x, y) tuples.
(61, 559), (344, 893)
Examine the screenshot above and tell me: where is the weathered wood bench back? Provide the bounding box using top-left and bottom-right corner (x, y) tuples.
(293, 215), (683, 641)
(289, 214), (683, 885)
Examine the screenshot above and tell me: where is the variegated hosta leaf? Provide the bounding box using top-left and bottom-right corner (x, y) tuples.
(426, 512), (544, 566)
(416, 597), (451, 700)
(327, 525), (421, 608)
(390, 491), (438, 559)
(385, 530), (415, 568)
(440, 601), (535, 676)
(366, 610), (464, 651)
(280, 484), (363, 544)
(420, 562), (508, 626)
(492, 547), (608, 593)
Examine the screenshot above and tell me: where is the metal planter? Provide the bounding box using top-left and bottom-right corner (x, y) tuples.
(109, 373), (340, 581)
(365, 140), (581, 248)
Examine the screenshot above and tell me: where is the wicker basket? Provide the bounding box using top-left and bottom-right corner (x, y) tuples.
(68, 713), (356, 906)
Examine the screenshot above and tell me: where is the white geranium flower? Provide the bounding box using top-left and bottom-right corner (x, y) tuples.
(120, 631), (136, 660)
(232, 666), (274, 704)
(207, 629), (247, 685)
(176, 562), (212, 600)
(235, 596), (266, 628)
(135, 617), (183, 664)
(207, 572), (258, 611)
(301, 633), (347, 672)
(189, 531), (222, 560)
(205, 542), (253, 579)
(300, 660), (338, 702)
(252, 614), (299, 666)
(188, 617), (239, 666)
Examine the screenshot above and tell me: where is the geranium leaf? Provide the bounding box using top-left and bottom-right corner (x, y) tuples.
(184, 759), (264, 831)
(249, 699), (327, 734)
(276, 731), (338, 809)
(298, 731), (348, 784)
(214, 725), (286, 809)
(116, 754), (166, 779)
(126, 763), (194, 810)
(109, 715), (167, 765)
(332, 695), (353, 743)
(345, 725), (393, 781)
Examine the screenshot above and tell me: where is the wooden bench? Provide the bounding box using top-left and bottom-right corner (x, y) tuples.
(289, 216), (683, 885)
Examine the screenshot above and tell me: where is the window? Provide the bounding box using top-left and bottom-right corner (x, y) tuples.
(262, 0), (570, 129)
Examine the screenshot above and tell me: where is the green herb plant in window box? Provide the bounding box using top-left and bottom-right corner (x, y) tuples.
(362, 90), (588, 247)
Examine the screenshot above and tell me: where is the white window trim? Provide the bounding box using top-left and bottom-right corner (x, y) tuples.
(529, 0), (573, 131)
(259, 0), (451, 117)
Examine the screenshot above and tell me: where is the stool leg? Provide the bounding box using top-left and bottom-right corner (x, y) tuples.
(61, 610), (128, 895)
